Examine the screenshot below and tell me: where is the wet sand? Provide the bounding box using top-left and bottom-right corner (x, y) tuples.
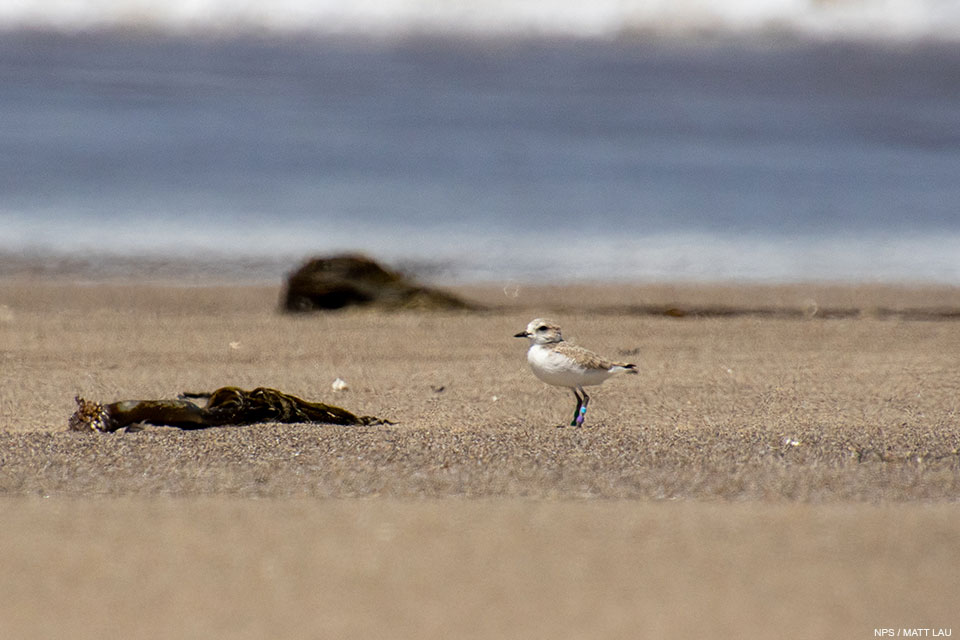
(1, 280), (959, 637)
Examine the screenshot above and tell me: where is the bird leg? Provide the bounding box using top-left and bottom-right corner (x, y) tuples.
(575, 386), (590, 426)
(570, 388), (583, 426)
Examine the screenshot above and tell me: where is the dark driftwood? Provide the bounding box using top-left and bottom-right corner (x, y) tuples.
(281, 253), (477, 312)
(68, 386), (391, 433)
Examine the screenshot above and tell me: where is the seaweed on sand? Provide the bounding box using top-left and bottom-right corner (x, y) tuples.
(68, 386), (392, 432)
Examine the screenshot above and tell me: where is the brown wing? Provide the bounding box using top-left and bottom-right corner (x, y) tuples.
(552, 342), (620, 371)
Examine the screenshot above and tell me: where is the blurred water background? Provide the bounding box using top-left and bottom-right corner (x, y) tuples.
(2, 1), (960, 284)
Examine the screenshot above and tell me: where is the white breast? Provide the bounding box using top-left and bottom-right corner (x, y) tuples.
(526, 344), (614, 388)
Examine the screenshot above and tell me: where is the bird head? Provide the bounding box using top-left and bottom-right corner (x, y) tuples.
(513, 318), (563, 344)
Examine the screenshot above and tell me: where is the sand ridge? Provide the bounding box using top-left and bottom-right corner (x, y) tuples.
(3, 281), (960, 501)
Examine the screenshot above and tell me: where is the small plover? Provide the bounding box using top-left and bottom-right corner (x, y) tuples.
(514, 318), (637, 426)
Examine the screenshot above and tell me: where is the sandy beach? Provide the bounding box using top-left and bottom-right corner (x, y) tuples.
(2, 278), (959, 637)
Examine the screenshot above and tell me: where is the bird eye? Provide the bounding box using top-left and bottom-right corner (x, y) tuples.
(536, 325), (547, 332)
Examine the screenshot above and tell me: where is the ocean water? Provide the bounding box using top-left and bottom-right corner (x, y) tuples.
(2, 1), (960, 284)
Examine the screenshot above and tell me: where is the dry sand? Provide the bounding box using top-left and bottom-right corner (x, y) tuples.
(1, 279), (959, 638)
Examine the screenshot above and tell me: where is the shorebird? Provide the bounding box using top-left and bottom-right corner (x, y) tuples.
(514, 318), (637, 426)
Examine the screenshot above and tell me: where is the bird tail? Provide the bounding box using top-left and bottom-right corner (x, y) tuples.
(615, 363), (638, 375)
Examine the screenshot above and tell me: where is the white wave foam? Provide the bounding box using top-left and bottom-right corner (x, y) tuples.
(437, 231), (960, 284)
(6, 207), (960, 283)
(2, 0), (960, 43)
